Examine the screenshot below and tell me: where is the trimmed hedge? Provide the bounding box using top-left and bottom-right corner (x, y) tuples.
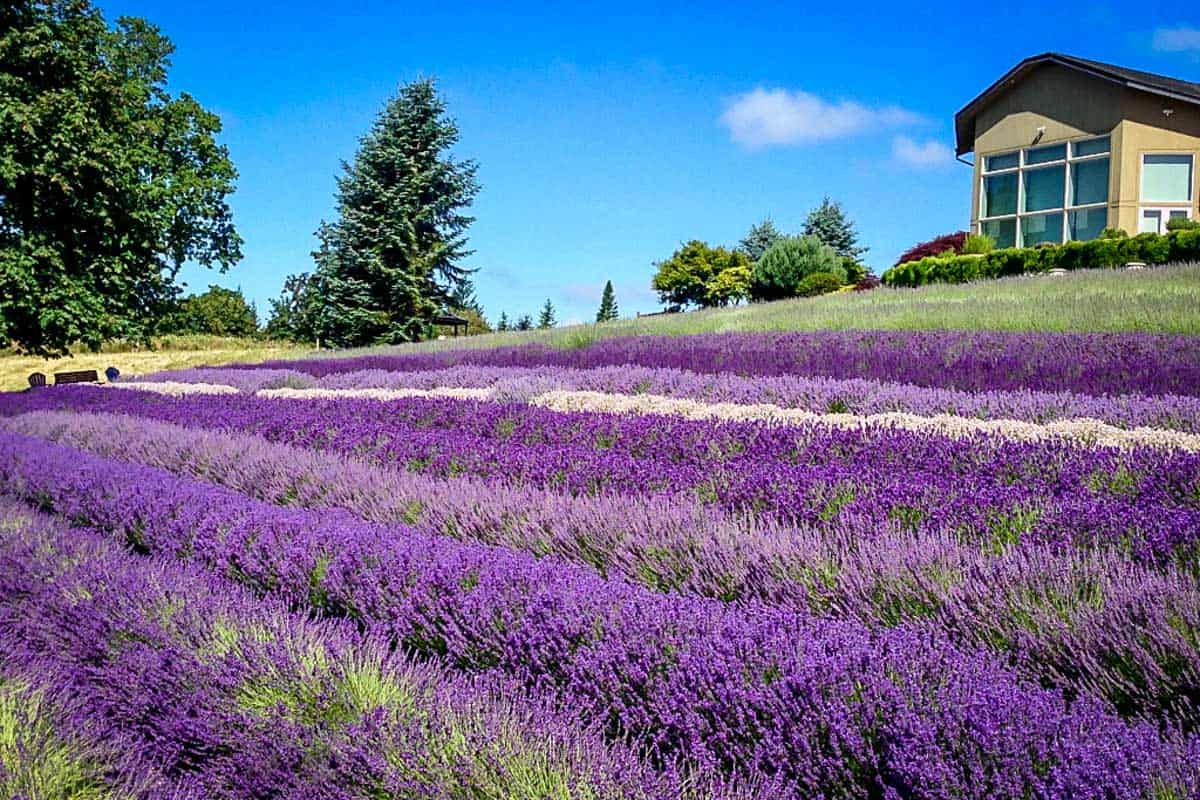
(882, 229), (1200, 287)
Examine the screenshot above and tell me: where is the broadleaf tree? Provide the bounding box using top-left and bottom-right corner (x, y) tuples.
(651, 240), (751, 309)
(301, 78), (479, 347)
(176, 285), (257, 337)
(0, 0), (241, 355)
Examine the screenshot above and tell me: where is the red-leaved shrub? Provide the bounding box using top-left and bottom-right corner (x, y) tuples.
(896, 231), (968, 265)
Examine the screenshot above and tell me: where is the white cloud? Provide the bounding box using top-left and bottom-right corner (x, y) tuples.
(892, 135), (953, 168)
(720, 87), (925, 148)
(1153, 26), (1200, 52)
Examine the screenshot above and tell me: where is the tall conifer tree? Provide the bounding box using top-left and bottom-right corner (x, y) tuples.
(595, 280), (619, 322)
(308, 79), (479, 346)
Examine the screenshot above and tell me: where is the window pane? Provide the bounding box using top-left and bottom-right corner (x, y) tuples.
(1023, 165), (1065, 212)
(981, 218), (1016, 248)
(1073, 136), (1110, 157)
(985, 151), (1019, 171)
(1020, 212), (1063, 246)
(1068, 208), (1107, 241)
(983, 173), (1018, 216)
(1170, 209), (1190, 220)
(1141, 154), (1193, 202)
(1026, 143), (1066, 164)
(1070, 158), (1109, 206)
(1140, 209), (1161, 234)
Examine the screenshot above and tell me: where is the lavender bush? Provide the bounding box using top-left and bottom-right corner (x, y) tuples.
(238, 330), (1200, 397)
(0, 495), (699, 800)
(143, 362), (1200, 431)
(11, 409), (1200, 728)
(0, 433), (1196, 797)
(7, 388), (1198, 567)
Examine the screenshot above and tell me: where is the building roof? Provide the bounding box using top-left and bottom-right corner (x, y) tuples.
(955, 52), (1200, 155)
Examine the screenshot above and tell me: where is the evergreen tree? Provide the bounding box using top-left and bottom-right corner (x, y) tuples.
(496, 311), (509, 332)
(537, 298), (556, 329)
(515, 314), (533, 331)
(448, 276), (484, 315)
(595, 280), (619, 322)
(738, 218), (783, 262)
(802, 198), (866, 260)
(306, 78), (479, 347)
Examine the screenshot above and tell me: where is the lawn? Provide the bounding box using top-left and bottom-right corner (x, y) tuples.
(378, 263), (1200, 357)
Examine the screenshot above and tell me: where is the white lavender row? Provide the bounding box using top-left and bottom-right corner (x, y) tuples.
(138, 363), (1200, 431)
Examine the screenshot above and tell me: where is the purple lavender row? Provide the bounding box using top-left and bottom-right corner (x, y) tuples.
(0, 494), (698, 800)
(14, 408), (1200, 728)
(0, 432), (1195, 798)
(142, 362), (1200, 431)
(238, 330), (1200, 397)
(10, 387), (1199, 567)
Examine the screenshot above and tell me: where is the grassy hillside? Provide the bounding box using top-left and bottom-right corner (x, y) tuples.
(3, 266), (1195, 389)
(338, 264), (1200, 359)
(0, 336), (310, 392)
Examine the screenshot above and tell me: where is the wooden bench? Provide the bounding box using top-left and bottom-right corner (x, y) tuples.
(53, 369), (99, 385)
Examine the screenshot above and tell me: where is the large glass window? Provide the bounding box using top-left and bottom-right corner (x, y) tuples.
(1023, 165), (1065, 211)
(1026, 143), (1066, 165)
(981, 218), (1016, 248)
(983, 173), (1017, 217)
(1020, 212), (1063, 246)
(1141, 154), (1193, 203)
(1073, 136), (1110, 157)
(985, 151), (1019, 171)
(979, 134), (1110, 245)
(1071, 158), (1109, 206)
(1068, 208), (1106, 241)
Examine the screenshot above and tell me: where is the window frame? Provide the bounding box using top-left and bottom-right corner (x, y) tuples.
(978, 135), (1111, 246)
(1139, 206), (1193, 235)
(1139, 151), (1194, 204)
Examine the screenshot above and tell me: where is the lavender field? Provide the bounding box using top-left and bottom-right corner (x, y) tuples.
(3, 329), (1200, 799)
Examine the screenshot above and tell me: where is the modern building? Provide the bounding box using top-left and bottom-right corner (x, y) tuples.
(956, 53), (1200, 247)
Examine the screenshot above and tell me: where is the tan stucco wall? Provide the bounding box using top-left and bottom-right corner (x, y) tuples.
(968, 62), (1200, 236)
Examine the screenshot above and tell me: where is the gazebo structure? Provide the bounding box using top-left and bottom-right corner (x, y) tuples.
(432, 313), (469, 337)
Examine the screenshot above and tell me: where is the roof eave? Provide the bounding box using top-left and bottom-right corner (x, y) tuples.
(953, 53), (1200, 156)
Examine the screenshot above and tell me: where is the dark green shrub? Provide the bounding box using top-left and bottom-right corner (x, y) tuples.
(1166, 216), (1200, 232)
(750, 236), (845, 301)
(841, 257), (869, 284)
(1099, 227), (1128, 239)
(881, 229), (1200, 287)
(797, 271), (845, 297)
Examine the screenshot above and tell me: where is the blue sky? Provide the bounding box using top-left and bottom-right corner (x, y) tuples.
(102, 0), (1199, 324)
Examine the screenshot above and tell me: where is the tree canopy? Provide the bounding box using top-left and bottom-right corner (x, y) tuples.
(0, 0), (241, 355)
(651, 241), (751, 309)
(176, 285), (257, 337)
(298, 78), (479, 348)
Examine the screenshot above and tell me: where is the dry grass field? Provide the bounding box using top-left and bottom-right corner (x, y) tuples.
(0, 335), (310, 392)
